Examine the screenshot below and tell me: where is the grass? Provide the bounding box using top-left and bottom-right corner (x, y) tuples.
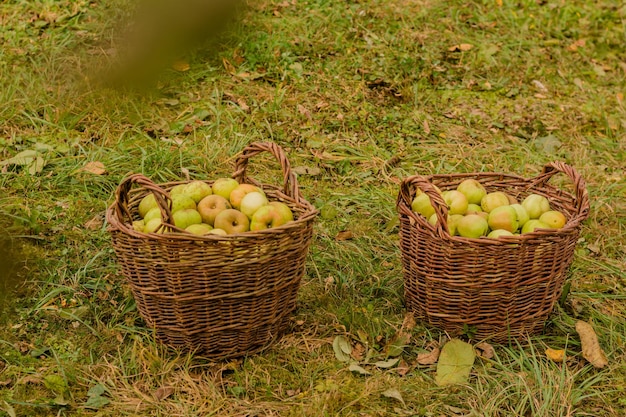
(1, 0), (625, 415)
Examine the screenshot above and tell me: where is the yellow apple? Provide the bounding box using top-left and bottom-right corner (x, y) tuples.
(230, 184), (264, 209)
(185, 223), (214, 235)
(443, 190), (469, 215)
(212, 178), (239, 200)
(183, 180), (213, 203)
(521, 194), (551, 219)
(239, 191), (269, 218)
(197, 194), (231, 226)
(487, 205), (519, 233)
(138, 193), (158, 218)
(457, 214), (489, 238)
(480, 191), (510, 213)
(539, 210), (567, 229)
(456, 179), (487, 205)
(214, 209), (250, 234)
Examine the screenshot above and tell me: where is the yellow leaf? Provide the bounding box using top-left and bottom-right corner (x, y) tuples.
(496, 0), (503, 6)
(575, 320), (608, 368)
(172, 60), (190, 72)
(80, 161), (106, 175)
(545, 347), (565, 362)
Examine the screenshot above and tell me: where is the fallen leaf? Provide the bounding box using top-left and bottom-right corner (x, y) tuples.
(79, 161), (106, 175)
(374, 358), (400, 369)
(567, 39), (585, 51)
(381, 388), (405, 406)
(335, 230), (354, 241)
(332, 335), (352, 362)
(545, 348), (566, 363)
(351, 343), (365, 361)
(154, 386), (175, 401)
(475, 342), (495, 359)
(448, 43), (473, 52)
(396, 358), (411, 376)
(348, 363), (371, 375)
(172, 60), (190, 72)
(435, 339), (475, 386)
(417, 346), (440, 365)
(384, 331), (411, 358)
(400, 312), (416, 332)
(576, 321), (608, 368)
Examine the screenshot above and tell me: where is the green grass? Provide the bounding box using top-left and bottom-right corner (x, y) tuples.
(1, 0), (625, 415)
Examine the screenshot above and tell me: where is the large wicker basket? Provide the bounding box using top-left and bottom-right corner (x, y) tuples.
(105, 142), (318, 359)
(396, 162), (589, 342)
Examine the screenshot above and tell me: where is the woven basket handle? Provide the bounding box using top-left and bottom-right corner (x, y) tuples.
(232, 142), (301, 201)
(398, 175), (450, 237)
(113, 173), (174, 231)
(531, 161), (590, 221)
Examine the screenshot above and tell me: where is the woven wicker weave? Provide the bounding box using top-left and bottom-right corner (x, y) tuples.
(105, 142), (318, 359)
(396, 162), (589, 342)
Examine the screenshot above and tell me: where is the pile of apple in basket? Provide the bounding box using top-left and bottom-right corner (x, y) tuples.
(411, 178), (567, 238)
(133, 178), (294, 235)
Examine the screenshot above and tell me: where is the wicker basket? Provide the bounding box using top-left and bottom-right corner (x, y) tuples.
(396, 161), (589, 342)
(105, 142), (318, 359)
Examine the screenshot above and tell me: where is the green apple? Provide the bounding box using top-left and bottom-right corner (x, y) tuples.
(428, 212), (438, 226)
(207, 228), (228, 236)
(171, 194), (196, 213)
(138, 193), (158, 218)
(443, 190), (469, 215)
(143, 207), (162, 223)
(240, 191), (269, 218)
(169, 183), (188, 198)
(172, 208), (202, 229)
(214, 209), (250, 234)
(521, 219), (550, 234)
(510, 204), (530, 228)
(447, 214), (464, 236)
(456, 214), (489, 238)
(456, 179), (487, 205)
(268, 201), (294, 222)
(487, 229), (515, 239)
(197, 194), (231, 226)
(185, 223), (213, 235)
(480, 191), (510, 213)
(411, 192), (436, 219)
(521, 194), (551, 219)
(230, 184), (264, 209)
(487, 205), (519, 233)
(143, 217), (164, 234)
(466, 203), (483, 214)
(212, 178), (239, 200)
(183, 180), (213, 203)
(539, 210), (567, 229)
(250, 204), (293, 230)
(132, 219), (145, 232)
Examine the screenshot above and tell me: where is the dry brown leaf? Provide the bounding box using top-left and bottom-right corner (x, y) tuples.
(351, 342), (365, 361)
(335, 230), (354, 241)
(417, 346), (440, 365)
(154, 386), (175, 401)
(448, 43), (473, 52)
(545, 347), (566, 362)
(576, 320), (608, 368)
(475, 342), (495, 359)
(84, 214), (104, 230)
(80, 161), (106, 175)
(423, 119), (431, 134)
(396, 358), (411, 376)
(400, 312), (416, 332)
(567, 39), (586, 51)
(222, 58), (236, 74)
(172, 60), (190, 72)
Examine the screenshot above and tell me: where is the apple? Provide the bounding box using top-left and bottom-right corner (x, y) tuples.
(197, 194), (231, 226)
(214, 209), (250, 234)
(185, 223), (213, 235)
(480, 191), (510, 213)
(456, 179), (487, 205)
(539, 210), (567, 229)
(172, 208), (202, 229)
(411, 192), (436, 219)
(487, 229), (515, 239)
(132, 219), (145, 231)
(443, 190), (469, 215)
(169, 183), (188, 198)
(143, 207), (162, 223)
(212, 178), (240, 200)
(239, 191), (269, 218)
(250, 204), (293, 230)
(506, 193), (519, 205)
(207, 228), (228, 236)
(466, 203), (483, 214)
(428, 213), (438, 226)
(456, 214), (489, 238)
(521, 219), (550, 234)
(138, 193), (158, 218)
(144, 217), (164, 233)
(183, 180), (213, 203)
(487, 205), (519, 233)
(447, 214), (464, 236)
(510, 204), (530, 228)
(268, 201), (294, 222)
(521, 194), (551, 219)
(171, 194), (196, 213)
(230, 184), (264, 209)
